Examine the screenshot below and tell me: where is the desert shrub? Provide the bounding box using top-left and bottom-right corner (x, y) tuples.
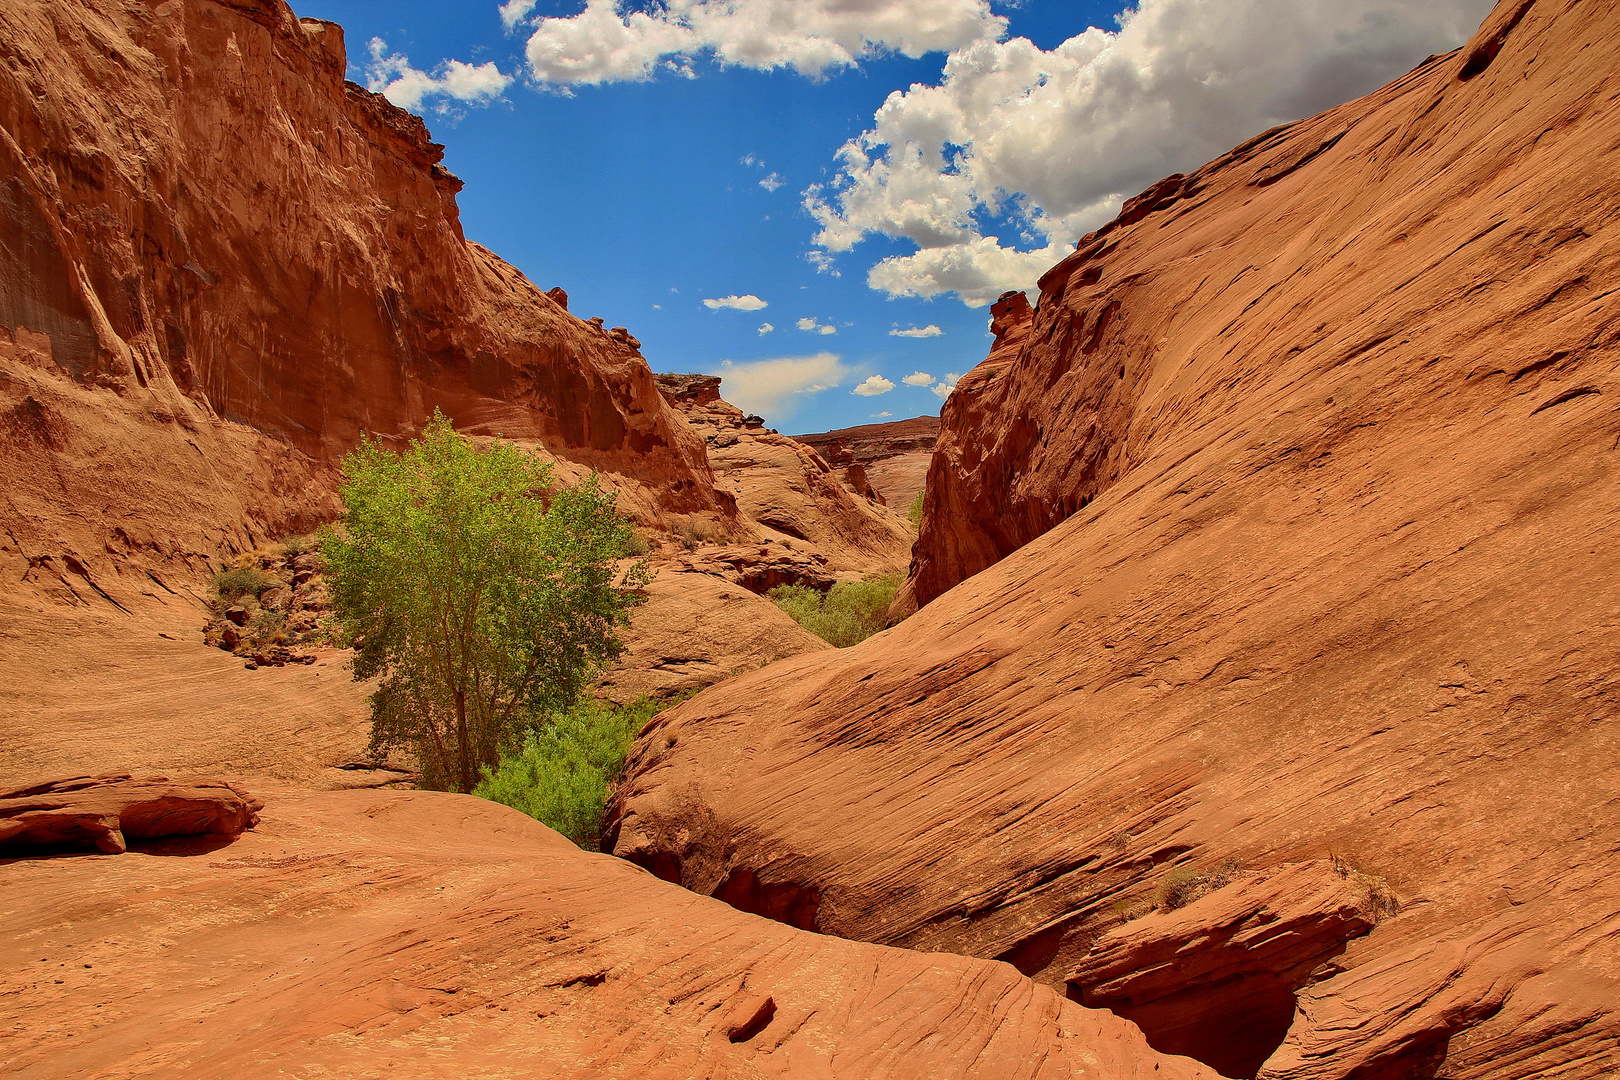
(245, 607), (287, 647)
(676, 518), (716, 550)
(213, 564), (272, 603)
(281, 532), (319, 558)
(769, 574), (900, 647)
(1331, 852), (1401, 921)
(1155, 857), (1242, 911)
(474, 696), (667, 850)
(623, 529), (651, 557)
(908, 489), (925, 532)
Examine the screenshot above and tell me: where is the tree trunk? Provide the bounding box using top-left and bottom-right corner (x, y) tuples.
(454, 689), (472, 793)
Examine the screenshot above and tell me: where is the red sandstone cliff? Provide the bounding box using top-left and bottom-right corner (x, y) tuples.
(611, 1), (1620, 1076)
(795, 414), (941, 509)
(0, 0), (728, 606)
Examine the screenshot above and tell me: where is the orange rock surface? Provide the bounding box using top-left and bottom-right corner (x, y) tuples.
(0, 790), (1218, 1080)
(795, 415), (941, 510)
(0, 0), (728, 608)
(611, 2), (1620, 1075)
(655, 374), (913, 575)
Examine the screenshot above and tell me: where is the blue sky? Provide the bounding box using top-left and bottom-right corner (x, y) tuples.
(294, 0), (1490, 434)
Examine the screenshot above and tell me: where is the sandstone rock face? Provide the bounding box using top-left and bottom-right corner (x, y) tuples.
(596, 570), (831, 704)
(0, 773), (262, 854)
(655, 374), (913, 575)
(611, 2), (1620, 1076)
(896, 290), (1033, 613)
(795, 414), (941, 510)
(0, 789), (1219, 1079)
(0, 0), (727, 609)
(1067, 862), (1378, 1078)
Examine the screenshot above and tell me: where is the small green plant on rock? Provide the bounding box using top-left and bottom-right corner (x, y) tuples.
(212, 564), (272, 603)
(908, 489), (925, 533)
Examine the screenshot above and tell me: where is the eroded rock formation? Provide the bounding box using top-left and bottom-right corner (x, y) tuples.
(654, 374), (913, 575)
(0, 789), (1219, 1079)
(0, 773), (262, 854)
(611, 2), (1620, 1075)
(0, 0), (728, 610)
(796, 414), (941, 510)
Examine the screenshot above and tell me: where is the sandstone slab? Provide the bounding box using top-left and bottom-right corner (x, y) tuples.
(0, 790), (1218, 1079)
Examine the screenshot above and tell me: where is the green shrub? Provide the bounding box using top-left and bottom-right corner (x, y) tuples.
(474, 696), (667, 850)
(908, 489), (925, 533)
(213, 564), (272, 602)
(769, 574), (900, 647)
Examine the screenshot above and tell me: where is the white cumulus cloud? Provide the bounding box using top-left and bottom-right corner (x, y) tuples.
(873, 410), (893, 417)
(758, 322), (775, 335)
(705, 294), (769, 311)
(797, 316), (838, 335)
(902, 371), (936, 387)
(717, 353), (849, 420)
(500, 0), (539, 30)
(931, 372), (961, 399)
(806, 0), (1493, 306)
(853, 375), (896, 396)
(891, 325), (943, 338)
(365, 38), (513, 113)
(520, 0), (1004, 86)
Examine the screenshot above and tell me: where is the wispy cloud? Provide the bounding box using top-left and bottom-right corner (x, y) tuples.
(717, 353), (850, 420)
(704, 294), (768, 311)
(759, 172), (784, 192)
(891, 325), (943, 338)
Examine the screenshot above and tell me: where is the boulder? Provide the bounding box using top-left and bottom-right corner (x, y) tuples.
(0, 774), (263, 854)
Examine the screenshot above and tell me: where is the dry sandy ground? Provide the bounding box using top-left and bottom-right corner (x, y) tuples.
(0, 596), (390, 792)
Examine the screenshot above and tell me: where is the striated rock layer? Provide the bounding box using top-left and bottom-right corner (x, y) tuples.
(654, 374), (913, 575)
(611, 2), (1620, 1077)
(0, 790), (1217, 1080)
(795, 414), (941, 510)
(0, 0), (728, 609)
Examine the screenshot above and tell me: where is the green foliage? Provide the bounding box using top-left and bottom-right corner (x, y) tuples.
(474, 696), (666, 850)
(213, 564), (272, 602)
(320, 411), (649, 793)
(769, 574), (901, 647)
(908, 489), (925, 533)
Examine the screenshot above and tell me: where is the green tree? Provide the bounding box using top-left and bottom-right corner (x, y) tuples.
(321, 412), (648, 792)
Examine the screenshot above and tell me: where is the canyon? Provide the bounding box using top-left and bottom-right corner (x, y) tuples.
(3, 0), (1618, 1077)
